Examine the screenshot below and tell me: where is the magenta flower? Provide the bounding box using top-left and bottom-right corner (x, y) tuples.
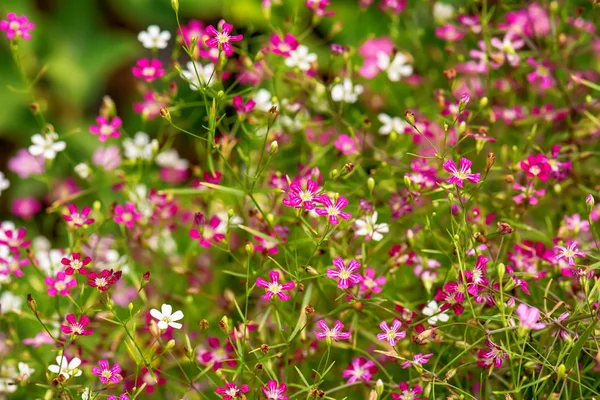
(554, 242), (586, 266)
(305, 0), (335, 17)
(204, 20), (243, 56)
(465, 255), (489, 296)
(0, 13), (35, 40)
(88, 269), (121, 292)
(392, 382), (423, 400)
(11, 197), (42, 220)
(45, 272), (77, 297)
(197, 337), (237, 371)
(232, 96), (256, 114)
(261, 380), (288, 400)
(327, 258), (362, 289)
(314, 195), (352, 225)
(133, 91), (168, 120)
(270, 33), (299, 57)
(0, 227), (31, 252)
(377, 319), (406, 346)
(107, 395), (129, 400)
(342, 357), (378, 384)
(0, 253), (29, 277)
(476, 338), (509, 369)
(89, 116), (122, 142)
(520, 154), (551, 181)
(334, 134), (360, 155)
(60, 314), (94, 336)
(401, 352), (433, 369)
(443, 158), (480, 188)
(189, 215), (226, 248)
(8, 149), (45, 178)
(435, 24), (466, 42)
(517, 304), (546, 330)
(282, 179), (320, 210)
(256, 270), (295, 301)
(512, 182), (546, 205)
(216, 383), (250, 400)
(314, 320), (351, 341)
(527, 57), (555, 91)
(114, 202), (142, 228)
(61, 252), (91, 275)
(132, 58), (166, 82)
(92, 360), (122, 384)
(359, 268), (386, 294)
(62, 204), (95, 227)
(434, 283), (466, 315)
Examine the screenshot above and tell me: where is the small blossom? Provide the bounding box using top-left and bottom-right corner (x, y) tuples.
(354, 211), (389, 241)
(359, 268), (386, 295)
(107, 395), (129, 400)
(87, 269), (121, 291)
(61, 253), (91, 275)
(331, 78), (363, 103)
(315, 195), (352, 225)
(377, 319), (406, 346)
(181, 61), (216, 89)
(8, 149), (45, 178)
(45, 271), (76, 296)
(0, 172), (8, 197)
(92, 360), (122, 384)
(392, 382), (423, 400)
(48, 356), (82, 380)
(314, 320), (351, 341)
(261, 380), (288, 400)
(114, 202), (143, 228)
(89, 116), (122, 142)
(334, 134), (360, 155)
(92, 146), (122, 171)
(401, 353), (433, 369)
(138, 25), (171, 49)
(0, 13), (35, 40)
(422, 300), (450, 325)
(327, 258), (362, 289)
(232, 96), (256, 114)
(554, 241), (586, 266)
(443, 158), (480, 187)
(189, 215), (226, 248)
(342, 357), (378, 384)
(123, 131), (156, 160)
(284, 45), (317, 71)
(61, 314), (94, 336)
(62, 204), (95, 227)
(150, 303), (184, 330)
(282, 179), (320, 210)
(132, 58), (166, 82)
(270, 33), (298, 57)
(520, 154), (551, 181)
(28, 132), (66, 160)
(517, 304), (546, 330)
(256, 270), (295, 301)
(376, 52), (413, 82)
(378, 113), (409, 135)
(477, 338), (509, 368)
(12, 196), (42, 220)
(216, 383), (250, 400)
(205, 20), (243, 56)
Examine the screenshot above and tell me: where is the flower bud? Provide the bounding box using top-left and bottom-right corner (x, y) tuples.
(497, 222), (514, 235)
(199, 319), (209, 330)
(368, 390), (378, 400)
(171, 0), (179, 13)
(403, 175), (412, 189)
(269, 140), (279, 154)
(367, 177), (375, 193)
(305, 305), (315, 317)
(479, 97), (488, 108)
(128, 302), (134, 313)
(375, 379), (384, 396)
(487, 152), (496, 171)
(586, 194), (595, 212)
(27, 293), (38, 314)
(497, 263), (506, 280)
(165, 339), (176, 350)
(555, 364), (566, 381)
(149, 320), (160, 339)
(160, 107), (171, 122)
(458, 121), (466, 135)
(219, 316), (229, 333)
(404, 111), (416, 126)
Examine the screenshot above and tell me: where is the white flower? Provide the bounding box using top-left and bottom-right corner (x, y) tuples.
(280, 110), (309, 133)
(0, 172), (9, 197)
(0, 365), (17, 394)
(150, 303), (184, 330)
(148, 229), (177, 254)
(123, 132), (155, 161)
(284, 45), (317, 71)
(74, 163), (91, 179)
(138, 25), (171, 49)
(28, 132), (66, 160)
(18, 362), (34, 381)
(422, 300), (450, 325)
(36, 248), (65, 276)
(181, 61), (216, 90)
(81, 388), (92, 400)
(433, 2), (455, 23)
(0, 291), (22, 313)
(48, 355), (82, 379)
(376, 52), (413, 82)
(216, 211), (243, 227)
(331, 78), (363, 103)
(377, 113), (409, 135)
(155, 149), (189, 170)
(253, 88), (277, 112)
(354, 212), (390, 241)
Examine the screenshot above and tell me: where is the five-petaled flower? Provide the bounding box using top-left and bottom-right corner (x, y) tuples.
(314, 320), (351, 341)
(63, 204), (95, 227)
(61, 314), (94, 337)
(89, 116), (122, 142)
(261, 380), (289, 400)
(0, 13), (35, 40)
(443, 158), (480, 188)
(132, 58), (166, 82)
(377, 319), (406, 346)
(87, 269), (121, 291)
(554, 241), (586, 266)
(256, 270), (295, 301)
(516, 303), (546, 330)
(114, 202), (143, 228)
(150, 303), (184, 330)
(61, 252), (91, 275)
(216, 383), (250, 400)
(391, 382), (423, 400)
(327, 257), (362, 289)
(92, 360), (122, 384)
(204, 20), (243, 56)
(45, 271), (77, 296)
(282, 179), (321, 210)
(315, 195), (352, 225)
(48, 355), (82, 380)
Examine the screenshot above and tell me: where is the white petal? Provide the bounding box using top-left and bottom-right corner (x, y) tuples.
(150, 309), (163, 320)
(169, 321), (183, 329)
(157, 320), (168, 330)
(48, 365), (60, 373)
(161, 303), (173, 317)
(170, 310), (184, 321)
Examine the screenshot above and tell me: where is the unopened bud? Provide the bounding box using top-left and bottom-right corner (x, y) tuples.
(473, 232), (487, 244)
(305, 305), (315, 317)
(403, 175), (412, 189)
(149, 320), (161, 339)
(404, 111), (415, 126)
(165, 339), (176, 350)
(100, 96), (116, 117)
(160, 107), (171, 122)
(586, 194), (595, 212)
(479, 97), (488, 108)
(367, 177), (375, 193)
(269, 140), (279, 154)
(169, 81), (178, 97)
(375, 379), (384, 396)
(218, 316), (229, 333)
(368, 390), (378, 400)
(245, 243), (254, 256)
(555, 364), (566, 381)
(304, 266), (318, 275)
(497, 222), (514, 235)
(458, 121), (466, 134)
(199, 319), (209, 330)
(497, 263), (506, 280)
(487, 152), (496, 171)
(128, 302), (134, 313)
(27, 294), (38, 314)
(505, 174), (514, 184)
(171, 0), (179, 13)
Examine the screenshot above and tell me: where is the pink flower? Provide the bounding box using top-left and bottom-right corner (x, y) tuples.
(92, 360), (122, 384)
(377, 319), (406, 346)
(178, 19), (207, 48)
(189, 215), (226, 248)
(8, 149), (45, 178)
(512, 182), (546, 205)
(107, 395), (129, 400)
(22, 332), (54, 347)
(314, 195), (352, 225)
(443, 158), (480, 188)
(306, 0), (335, 17)
(197, 337), (237, 371)
(342, 357), (378, 384)
(0, 253), (29, 277)
(0, 13), (35, 40)
(88, 269), (121, 291)
(114, 202), (142, 228)
(63, 204), (95, 227)
(379, 0), (406, 15)
(216, 383), (250, 400)
(500, 2), (550, 37)
(282, 179), (320, 210)
(232, 96), (256, 114)
(270, 33), (298, 57)
(132, 58), (166, 82)
(204, 20), (243, 56)
(133, 91), (168, 120)
(358, 36), (394, 78)
(92, 146), (122, 170)
(526, 58), (555, 90)
(435, 24), (465, 41)
(401, 352), (433, 369)
(0, 227), (31, 252)
(327, 258), (362, 289)
(516, 304), (546, 330)
(434, 283), (466, 315)
(334, 134), (360, 155)
(61, 252), (91, 275)
(314, 320), (351, 341)
(261, 380), (288, 400)
(458, 15), (481, 33)
(256, 270), (295, 301)
(554, 241), (586, 266)
(392, 382), (423, 400)
(520, 154), (551, 181)
(45, 272), (77, 296)
(359, 268), (386, 294)
(490, 32), (524, 67)
(89, 116), (122, 142)
(465, 255), (489, 296)
(11, 197), (42, 220)
(60, 314), (94, 336)
(477, 338), (509, 368)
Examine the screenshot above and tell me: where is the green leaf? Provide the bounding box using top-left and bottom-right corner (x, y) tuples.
(565, 320), (598, 370)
